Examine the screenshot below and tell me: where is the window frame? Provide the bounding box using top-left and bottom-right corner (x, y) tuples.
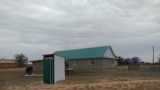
(88, 59), (94, 65)
(73, 60), (77, 65)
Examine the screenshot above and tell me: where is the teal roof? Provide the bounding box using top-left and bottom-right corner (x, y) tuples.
(54, 46), (110, 59)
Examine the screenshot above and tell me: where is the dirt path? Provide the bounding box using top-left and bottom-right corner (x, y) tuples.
(8, 79), (160, 90)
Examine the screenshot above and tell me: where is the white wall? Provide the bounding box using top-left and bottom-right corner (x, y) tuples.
(54, 55), (65, 83)
(103, 47), (116, 59)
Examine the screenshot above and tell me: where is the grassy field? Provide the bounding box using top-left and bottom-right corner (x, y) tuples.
(1, 65), (160, 90)
(0, 68), (42, 90)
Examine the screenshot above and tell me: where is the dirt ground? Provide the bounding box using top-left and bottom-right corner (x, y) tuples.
(7, 79), (160, 90)
(1, 65), (160, 90)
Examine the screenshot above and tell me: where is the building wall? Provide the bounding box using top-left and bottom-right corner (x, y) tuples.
(32, 61), (43, 65)
(54, 55), (65, 83)
(0, 63), (18, 69)
(32, 60), (43, 74)
(0, 59), (18, 69)
(68, 58), (117, 70)
(102, 58), (117, 69)
(103, 47), (116, 59)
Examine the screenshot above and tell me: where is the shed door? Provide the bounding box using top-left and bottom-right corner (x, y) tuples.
(43, 57), (54, 84)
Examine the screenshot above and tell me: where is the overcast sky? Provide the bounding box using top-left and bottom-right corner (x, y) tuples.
(0, 0), (160, 62)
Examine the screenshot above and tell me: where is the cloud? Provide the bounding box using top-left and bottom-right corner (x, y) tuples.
(0, 0), (160, 62)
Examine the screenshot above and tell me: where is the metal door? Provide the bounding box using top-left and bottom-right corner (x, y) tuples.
(43, 57), (54, 84)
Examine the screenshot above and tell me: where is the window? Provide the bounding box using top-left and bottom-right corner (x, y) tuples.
(5, 64), (8, 67)
(88, 60), (94, 65)
(73, 60), (77, 65)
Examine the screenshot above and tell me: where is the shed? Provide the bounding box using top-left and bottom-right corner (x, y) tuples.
(43, 54), (65, 84)
(30, 60), (43, 74)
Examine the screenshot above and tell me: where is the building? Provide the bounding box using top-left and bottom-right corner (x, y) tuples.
(30, 60), (43, 74)
(31, 46), (118, 74)
(43, 46), (118, 84)
(54, 46), (118, 70)
(0, 59), (18, 69)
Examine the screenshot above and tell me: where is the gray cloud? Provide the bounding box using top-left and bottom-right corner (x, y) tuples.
(0, 0), (160, 62)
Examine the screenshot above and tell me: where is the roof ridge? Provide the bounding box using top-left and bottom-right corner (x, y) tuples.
(55, 46), (109, 53)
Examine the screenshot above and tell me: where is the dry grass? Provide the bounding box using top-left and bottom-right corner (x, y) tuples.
(0, 68), (42, 90)
(1, 65), (160, 90)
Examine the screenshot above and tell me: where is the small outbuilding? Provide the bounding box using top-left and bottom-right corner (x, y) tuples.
(43, 54), (65, 84)
(30, 60), (43, 74)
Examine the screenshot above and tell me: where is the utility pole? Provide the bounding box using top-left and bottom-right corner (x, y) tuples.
(158, 54), (160, 63)
(153, 45), (154, 64)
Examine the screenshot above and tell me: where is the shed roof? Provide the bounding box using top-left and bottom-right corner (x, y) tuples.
(30, 60), (43, 62)
(54, 46), (116, 59)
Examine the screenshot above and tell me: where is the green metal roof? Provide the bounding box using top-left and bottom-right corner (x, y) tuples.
(54, 46), (110, 59)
